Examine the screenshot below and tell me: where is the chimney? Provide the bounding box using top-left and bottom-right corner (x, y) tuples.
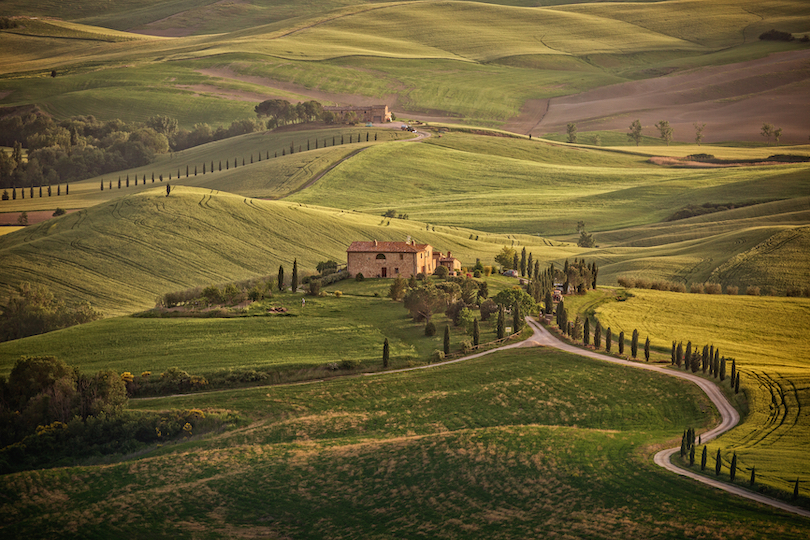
(447, 251), (452, 258)
(374, 239), (378, 247)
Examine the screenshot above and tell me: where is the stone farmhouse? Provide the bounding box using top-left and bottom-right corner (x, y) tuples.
(324, 105), (392, 124)
(346, 240), (460, 278)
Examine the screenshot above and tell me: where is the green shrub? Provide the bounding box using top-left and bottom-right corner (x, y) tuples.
(355, 273), (365, 282)
(425, 321), (436, 336)
(52, 207), (66, 216)
(434, 266), (449, 278)
(340, 358), (361, 370)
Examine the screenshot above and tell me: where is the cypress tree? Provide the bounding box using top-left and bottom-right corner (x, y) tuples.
(375, 133), (378, 140)
(186, 165), (189, 177)
(203, 163), (206, 174)
(278, 265), (285, 292)
(100, 180), (104, 191)
(250, 154), (253, 164)
(513, 303), (521, 333)
(731, 358), (736, 383)
(631, 329), (639, 358)
(39, 186), (43, 197)
(544, 290), (553, 315)
(689, 443), (695, 466)
(234, 158), (238, 167)
(671, 341), (676, 365)
(267, 151), (270, 159)
(307, 140), (310, 150)
(685, 342), (692, 370)
(534, 260), (540, 280)
(315, 139), (318, 149)
(701, 446), (708, 471)
(166, 183), (171, 196)
(720, 357), (727, 381)
(676, 342), (683, 367)
(795, 479), (800, 500)
(715, 449), (722, 476)
(680, 432), (686, 457)
(210, 161), (213, 171)
(584, 318), (590, 346)
(592, 263), (598, 289)
(594, 321), (601, 349)
(497, 305), (505, 339)
(242, 157), (245, 165)
(618, 331), (625, 355)
(383, 338), (390, 368)
(644, 336), (650, 362)
(605, 327), (612, 353)
(714, 349), (720, 378)
(730, 452), (737, 482)
(194, 165), (197, 176)
(520, 247), (527, 277)
(735, 372), (740, 393)
(109, 181), (112, 189)
(291, 258), (298, 292)
(133, 176), (137, 186)
(219, 160), (222, 171)
(473, 318), (480, 347)
(443, 325), (450, 355)
(341, 135), (344, 144)
(333, 136), (335, 146)
(750, 467), (756, 486)
(126, 175), (129, 187)
(118, 178), (121, 189)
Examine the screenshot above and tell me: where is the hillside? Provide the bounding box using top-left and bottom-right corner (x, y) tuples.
(1, 1), (808, 138)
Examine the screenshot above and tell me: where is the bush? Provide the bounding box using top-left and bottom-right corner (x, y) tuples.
(340, 358), (361, 370)
(247, 286), (264, 302)
(355, 273), (364, 282)
(308, 279), (321, 296)
(786, 287), (802, 297)
(473, 270), (481, 278)
(704, 282), (722, 294)
(671, 283), (687, 293)
(432, 350), (445, 362)
(479, 298), (498, 321)
(690, 283), (704, 294)
(763, 286), (777, 296)
(201, 285), (222, 304)
(334, 290), (342, 298)
(634, 278), (651, 289)
(425, 321), (436, 336)
(725, 285), (739, 295)
(460, 340), (474, 354)
(434, 266), (449, 278)
(52, 207), (66, 216)
(745, 286), (760, 296)
(759, 29), (795, 41)
(617, 276), (635, 288)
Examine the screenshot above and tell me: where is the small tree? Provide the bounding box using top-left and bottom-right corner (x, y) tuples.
(497, 305), (505, 339)
(512, 303), (522, 333)
(278, 265), (285, 292)
(701, 446), (708, 471)
(443, 325), (450, 355)
(655, 120), (673, 146)
(594, 321), (602, 350)
(383, 338), (390, 368)
(644, 336), (650, 362)
(473, 318), (480, 347)
(730, 452), (737, 482)
(735, 372), (740, 393)
(389, 275), (407, 301)
(774, 127), (783, 145)
(761, 123), (774, 145)
(583, 317), (590, 346)
(17, 211), (28, 226)
(605, 327), (612, 353)
(291, 259), (298, 292)
(715, 449), (722, 476)
(631, 329), (639, 358)
(628, 119), (643, 146)
(694, 122), (706, 145)
(618, 330), (625, 355)
(566, 122), (577, 144)
(689, 443), (695, 466)
(750, 467), (756, 487)
(794, 479), (800, 500)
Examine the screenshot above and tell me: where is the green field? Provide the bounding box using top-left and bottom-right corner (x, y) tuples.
(7, 347), (809, 539)
(591, 289), (810, 496)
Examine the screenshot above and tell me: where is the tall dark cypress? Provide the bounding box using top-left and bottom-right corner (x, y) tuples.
(795, 479), (800, 500)
(605, 327), (612, 353)
(473, 318), (480, 347)
(750, 467), (756, 486)
(735, 372), (740, 393)
(520, 247), (527, 277)
(689, 444), (695, 466)
(291, 259), (298, 292)
(671, 341), (676, 365)
(594, 321), (601, 350)
(618, 331), (625, 355)
(685, 342), (692, 370)
(513, 304), (521, 333)
(584, 318), (590, 346)
(715, 449), (722, 476)
(443, 325), (450, 355)
(731, 358), (736, 383)
(631, 329), (639, 358)
(644, 336), (650, 362)
(278, 265), (285, 292)
(497, 305), (505, 339)
(383, 338), (390, 368)
(730, 453), (737, 482)
(701, 446), (708, 471)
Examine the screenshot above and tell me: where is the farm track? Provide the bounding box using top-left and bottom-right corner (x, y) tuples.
(140, 313), (810, 518)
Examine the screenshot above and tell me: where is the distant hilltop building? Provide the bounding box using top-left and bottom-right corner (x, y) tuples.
(347, 239), (460, 278)
(324, 105), (392, 123)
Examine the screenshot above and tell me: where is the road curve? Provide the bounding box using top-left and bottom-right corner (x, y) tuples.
(523, 317), (810, 519)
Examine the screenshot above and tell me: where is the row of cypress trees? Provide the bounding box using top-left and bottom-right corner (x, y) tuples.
(670, 341), (742, 393)
(3, 184), (69, 200)
(556, 299), (651, 361)
(98, 133), (380, 192)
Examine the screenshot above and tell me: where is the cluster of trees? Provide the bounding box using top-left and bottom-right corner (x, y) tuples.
(0, 282), (100, 343)
(0, 109), (268, 189)
(0, 356), (226, 473)
(760, 123), (784, 145)
(556, 300), (651, 361)
(616, 276), (803, 297)
(254, 99), (328, 128)
(759, 29), (809, 42)
(670, 341), (741, 393)
(0, 17), (19, 29)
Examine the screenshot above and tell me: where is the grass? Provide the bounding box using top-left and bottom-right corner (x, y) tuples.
(590, 288), (810, 497)
(0, 278), (512, 379)
(4, 347), (810, 538)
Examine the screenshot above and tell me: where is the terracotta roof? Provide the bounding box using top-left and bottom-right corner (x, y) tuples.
(347, 241), (430, 253)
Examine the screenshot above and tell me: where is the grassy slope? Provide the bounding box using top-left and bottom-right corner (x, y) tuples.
(6, 347), (809, 539)
(0, 276), (517, 378)
(592, 289), (810, 496)
(0, 185), (575, 315)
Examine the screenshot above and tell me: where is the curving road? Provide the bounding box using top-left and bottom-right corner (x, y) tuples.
(520, 317), (810, 519)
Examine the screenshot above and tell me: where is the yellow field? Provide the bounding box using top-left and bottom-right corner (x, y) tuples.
(595, 289), (810, 494)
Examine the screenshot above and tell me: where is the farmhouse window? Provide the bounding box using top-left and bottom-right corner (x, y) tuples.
(395, 268), (399, 274)
(400, 254), (404, 260)
(376, 253), (386, 260)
